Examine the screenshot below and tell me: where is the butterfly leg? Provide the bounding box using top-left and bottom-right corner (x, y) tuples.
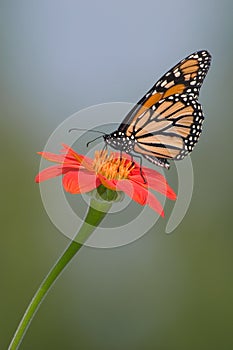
(139, 159), (147, 184)
(128, 155), (135, 170)
(100, 143), (107, 155)
(116, 150), (123, 173)
(131, 154), (147, 184)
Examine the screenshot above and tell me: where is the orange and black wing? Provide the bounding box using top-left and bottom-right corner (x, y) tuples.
(132, 94), (203, 162)
(119, 50), (211, 166)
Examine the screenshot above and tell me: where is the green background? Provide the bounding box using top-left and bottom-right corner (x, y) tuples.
(1, 0), (233, 349)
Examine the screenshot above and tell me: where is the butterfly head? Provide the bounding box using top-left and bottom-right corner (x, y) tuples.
(103, 131), (135, 154)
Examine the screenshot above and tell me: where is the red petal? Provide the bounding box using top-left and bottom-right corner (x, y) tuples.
(61, 144), (93, 170)
(97, 173), (166, 216)
(149, 179), (176, 200)
(141, 167), (168, 181)
(37, 149), (82, 166)
(61, 145), (85, 163)
(130, 168), (176, 200)
(62, 170), (100, 194)
(37, 151), (66, 163)
(35, 165), (68, 182)
(98, 174), (117, 190)
(38, 144), (94, 170)
(116, 180), (165, 217)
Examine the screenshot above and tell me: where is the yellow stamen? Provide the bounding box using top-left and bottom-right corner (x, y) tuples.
(93, 150), (134, 180)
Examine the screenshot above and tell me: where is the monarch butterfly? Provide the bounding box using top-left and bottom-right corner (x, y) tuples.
(103, 50), (211, 170)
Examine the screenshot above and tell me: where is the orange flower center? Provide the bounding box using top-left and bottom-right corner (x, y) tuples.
(93, 150), (134, 180)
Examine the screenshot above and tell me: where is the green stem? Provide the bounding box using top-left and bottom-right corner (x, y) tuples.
(8, 198), (112, 350)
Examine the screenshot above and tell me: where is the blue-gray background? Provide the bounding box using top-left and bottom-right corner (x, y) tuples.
(1, 1), (233, 349)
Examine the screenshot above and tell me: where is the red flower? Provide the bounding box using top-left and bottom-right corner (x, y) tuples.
(35, 144), (176, 217)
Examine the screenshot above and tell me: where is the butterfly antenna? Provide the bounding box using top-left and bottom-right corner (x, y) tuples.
(69, 128), (107, 147)
(69, 127), (106, 135)
(86, 135), (104, 147)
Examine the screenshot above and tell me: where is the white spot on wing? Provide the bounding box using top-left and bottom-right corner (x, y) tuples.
(160, 80), (167, 87)
(174, 71), (181, 78)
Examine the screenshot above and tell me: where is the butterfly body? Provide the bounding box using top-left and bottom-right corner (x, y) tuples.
(104, 131), (135, 154)
(104, 50), (211, 169)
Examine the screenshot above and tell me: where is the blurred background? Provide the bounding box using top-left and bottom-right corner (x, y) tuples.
(1, 0), (233, 349)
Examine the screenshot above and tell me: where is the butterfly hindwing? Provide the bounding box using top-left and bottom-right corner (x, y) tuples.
(131, 93), (204, 162)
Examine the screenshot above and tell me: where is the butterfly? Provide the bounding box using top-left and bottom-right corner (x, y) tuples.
(103, 50), (211, 170)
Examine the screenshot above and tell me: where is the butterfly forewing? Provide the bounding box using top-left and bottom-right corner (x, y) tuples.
(105, 50), (211, 168)
(119, 50), (211, 131)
